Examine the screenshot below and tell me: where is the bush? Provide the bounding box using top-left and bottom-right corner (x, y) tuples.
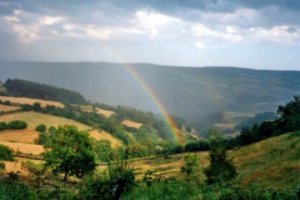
(0, 122), (8, 131)
(204, 142), (237, 185)
(35, 124), (47, 133)
(0, 179), (38, 200)
(79, 161), (135, 200)
(8, 120), (27, 129)
(0, 144), (14, 161)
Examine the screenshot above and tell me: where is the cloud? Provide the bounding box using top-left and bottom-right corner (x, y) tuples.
(195, 41), (206, 49)
(1, 0), (300, 68)
(249, 26), (300, 45)
(135, 10), (182, 37)
(39, 16), (65, 25)
(2, 9), (66, 43)
(192, 24), (242, 43)
(83, 26), (111, 40)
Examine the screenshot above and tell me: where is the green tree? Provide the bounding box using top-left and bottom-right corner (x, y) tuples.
(8, 120), (27, 129)
(0, 122), (8, 131)
(181, 153), (199, 178)
(35, 124), (47, 133)
(0, 144), (14, 161)
(43, 125), (96, 181)
(278, 96), (300, 132)
(204, 141), (237, 184)
(93, 139), (113, 162)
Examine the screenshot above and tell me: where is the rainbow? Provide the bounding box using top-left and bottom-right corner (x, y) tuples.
(100, 46), (183, 144)
(123, 64), (183, 144)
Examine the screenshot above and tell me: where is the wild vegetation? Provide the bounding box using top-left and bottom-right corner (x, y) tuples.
(0, 80), (299, 199)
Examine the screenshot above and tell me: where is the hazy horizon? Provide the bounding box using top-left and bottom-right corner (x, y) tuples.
(0, 60), (299, 72)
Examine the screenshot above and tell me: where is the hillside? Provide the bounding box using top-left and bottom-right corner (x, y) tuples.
(129, 131), (300, 189)
(0, 93), (193, 158)
(0, 95), (64, 108)
(2, 131), (299, 190)
(0, 111), (122, 154)
(3, 79), (87, 104)
(1, 62), (300, 127)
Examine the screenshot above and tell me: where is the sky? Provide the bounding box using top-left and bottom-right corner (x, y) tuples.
(0, 0), (300, 70)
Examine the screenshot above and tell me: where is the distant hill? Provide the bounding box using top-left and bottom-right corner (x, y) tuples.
(1, 62), (300, 127)
(3, 79), (87, 104)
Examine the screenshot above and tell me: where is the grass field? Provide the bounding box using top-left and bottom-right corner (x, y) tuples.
(79, 105), (115, 118)
(121, 119), (143, 129)
(0, 111), (90, 130)
(90, 130), (122, 148)
(3, 157), (43, 175)
(0, 95), (64, 108)
(0, 141), (44, 155)
(0, 130), (38, 144)
(230, 131), (300, 188)
(129, 131), (300, 189)
(0, 111), (122, 149)
(0, 104), (20, 113)
(0, 131), (298, 190)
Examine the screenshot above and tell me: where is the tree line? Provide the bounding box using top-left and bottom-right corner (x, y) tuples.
(3, 79), (87, 104)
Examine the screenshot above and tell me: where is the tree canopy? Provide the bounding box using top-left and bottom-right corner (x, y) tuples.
(43, 125), (96, 181)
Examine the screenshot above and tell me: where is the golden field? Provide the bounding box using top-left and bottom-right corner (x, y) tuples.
(121, 119), (143, 129)
(0, 104), (20, 113)
(0, 95), (64, 108)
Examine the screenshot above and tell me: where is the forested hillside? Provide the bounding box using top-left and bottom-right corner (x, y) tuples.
(3, 79), (87, 104)
(1, 62), (300, 128)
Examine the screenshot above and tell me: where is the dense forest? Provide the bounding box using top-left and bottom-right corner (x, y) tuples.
(3, 79), (87, 104)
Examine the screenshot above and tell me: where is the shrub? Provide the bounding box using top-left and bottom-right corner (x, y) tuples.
(0, 179), (38, 200)
(79, 161), (135, 200)
(0, 144), (14, 161)
(8, 120), (27, 129)
(0, 122), (8, 131)
(204, 142), (237, 185)
(35, 124), (47, 133)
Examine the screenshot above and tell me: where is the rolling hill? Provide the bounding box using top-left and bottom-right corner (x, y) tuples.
(127, 131), (300, 189)
(3, 130), (299, 190)
(0, 111), (123, 155)
(1, 62), (300, 128)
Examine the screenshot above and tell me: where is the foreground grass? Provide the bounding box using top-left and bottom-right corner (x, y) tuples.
(122, 181), (296, 200)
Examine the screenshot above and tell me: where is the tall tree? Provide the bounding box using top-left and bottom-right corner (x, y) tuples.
(43, 125), (96, 181)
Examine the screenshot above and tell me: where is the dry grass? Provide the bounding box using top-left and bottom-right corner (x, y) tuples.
(121, 119), (143, 129)
(126, 152), (209, 180)
(0, 111), (90, 130)
(79, 105), (115, 118)
(0, 95), (64, 108)
(0, 129), (38, 144)
(3, 157), (43, 176)
(0, 104), (20, 113)
(90, 130), (122, 148)
(0, 141), (44, 155)
(96, 108), (115, 118)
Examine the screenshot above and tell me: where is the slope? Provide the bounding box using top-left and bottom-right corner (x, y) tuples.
(1, 62), (300, 126)
(131, 131), (300, 189)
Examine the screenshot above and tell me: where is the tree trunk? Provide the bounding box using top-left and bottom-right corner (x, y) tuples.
(63, 171), (68, 181)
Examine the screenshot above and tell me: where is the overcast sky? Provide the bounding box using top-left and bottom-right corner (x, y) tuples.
(0, 0), (300, 70)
